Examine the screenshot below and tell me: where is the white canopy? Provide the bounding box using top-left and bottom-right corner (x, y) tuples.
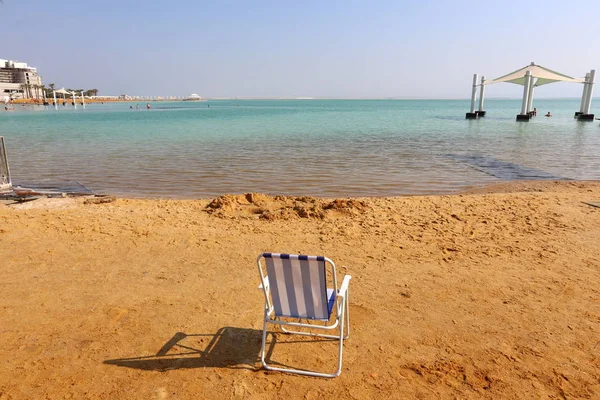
(54, 88), (72, 95)
(485, 63), (584, 87)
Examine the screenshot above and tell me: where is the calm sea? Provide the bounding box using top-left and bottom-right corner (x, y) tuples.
(1, 99), (599, 198)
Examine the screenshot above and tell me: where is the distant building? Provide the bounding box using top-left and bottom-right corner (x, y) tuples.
(0, 59), (43, 100)
(183, 93), (204, 101)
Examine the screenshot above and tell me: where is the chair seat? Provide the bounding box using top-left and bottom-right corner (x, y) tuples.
(323, 288), (336, 320)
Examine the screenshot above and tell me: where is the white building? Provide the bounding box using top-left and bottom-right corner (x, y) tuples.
(0, 59), (44, 100)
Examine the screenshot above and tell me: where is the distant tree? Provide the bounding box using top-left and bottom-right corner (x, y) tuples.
(47, 83), (55, 99)
(19, 84), (27, 99)
(33, 84), (41, 99)
(19, 83), (33, 99)
(82, 89), (100, 97)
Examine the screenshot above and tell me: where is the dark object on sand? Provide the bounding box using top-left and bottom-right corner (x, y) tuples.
(0, 195), (39, 203)
(84, 195), (116, 205)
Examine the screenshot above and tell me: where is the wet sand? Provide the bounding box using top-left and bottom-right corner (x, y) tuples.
(0, 181), (599, 399)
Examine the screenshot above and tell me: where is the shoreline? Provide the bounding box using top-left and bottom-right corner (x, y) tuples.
(74, 179), (600, 201)
(1, 180), (599, 398)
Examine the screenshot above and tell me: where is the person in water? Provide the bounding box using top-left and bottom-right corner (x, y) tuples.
(146, 103), (151, 109)
(545, 111), (552, 117)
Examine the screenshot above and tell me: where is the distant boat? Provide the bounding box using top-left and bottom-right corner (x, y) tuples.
(183, 93), (205, 101)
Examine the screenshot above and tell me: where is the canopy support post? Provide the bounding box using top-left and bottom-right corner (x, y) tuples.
(575, 73), (589, 117)
(53, 90), (57, 110)
(476, 76), (486, 117)
(81, 91), (85, 109)
(526, 76), (535, 115)
(466, 74), (478, 119)
(578, 69), (595, 120)
(517, 71), (532, 121)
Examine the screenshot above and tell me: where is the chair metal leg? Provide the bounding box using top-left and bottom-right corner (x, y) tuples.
(334, 297), (346, 376)
(260, 307), (269, 368)
(280, 326), (342, 339)
(344, 289), (350, 339)
(279, 315), (340, 338)
(261, 301), (347, 378)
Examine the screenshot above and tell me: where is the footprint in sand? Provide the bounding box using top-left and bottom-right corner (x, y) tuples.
(350, 304), (376, 324)
(154, 387), (168, 399)
(108, 308), (129, 324)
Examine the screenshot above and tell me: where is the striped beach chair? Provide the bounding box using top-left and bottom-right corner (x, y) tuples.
(257, 253), (351, 377)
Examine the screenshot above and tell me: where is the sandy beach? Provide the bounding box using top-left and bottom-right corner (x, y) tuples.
(1, 180), (599, 399)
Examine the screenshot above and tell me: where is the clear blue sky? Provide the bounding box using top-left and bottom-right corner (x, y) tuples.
(2, 0), (599, 98)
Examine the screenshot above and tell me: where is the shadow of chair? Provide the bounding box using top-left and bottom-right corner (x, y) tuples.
(104, 327), (265, 371)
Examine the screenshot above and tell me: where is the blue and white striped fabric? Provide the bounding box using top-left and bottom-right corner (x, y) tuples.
(263, 253), (335, 321)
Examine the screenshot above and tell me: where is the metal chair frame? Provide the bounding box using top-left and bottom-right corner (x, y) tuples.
(0, 137), (12, 193)
(257, 253), (351, 378)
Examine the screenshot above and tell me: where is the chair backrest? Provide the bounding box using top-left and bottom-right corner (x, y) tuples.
(258, 253), (337, 320)
(0, 137), (11, 193)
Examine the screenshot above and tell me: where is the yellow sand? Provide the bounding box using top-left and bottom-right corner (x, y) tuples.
(0, 181), (599, 399)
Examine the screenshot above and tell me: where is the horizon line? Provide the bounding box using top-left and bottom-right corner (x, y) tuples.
(107, 96), (593, 101)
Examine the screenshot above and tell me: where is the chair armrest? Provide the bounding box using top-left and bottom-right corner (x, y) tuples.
(259, 276), (269, 290)
(337, 275), (351, 298)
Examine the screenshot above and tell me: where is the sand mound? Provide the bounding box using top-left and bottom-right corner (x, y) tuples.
(205, 193), (370, 220)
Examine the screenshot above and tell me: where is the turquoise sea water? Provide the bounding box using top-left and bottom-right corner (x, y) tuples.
(1, 99), (599, 198)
